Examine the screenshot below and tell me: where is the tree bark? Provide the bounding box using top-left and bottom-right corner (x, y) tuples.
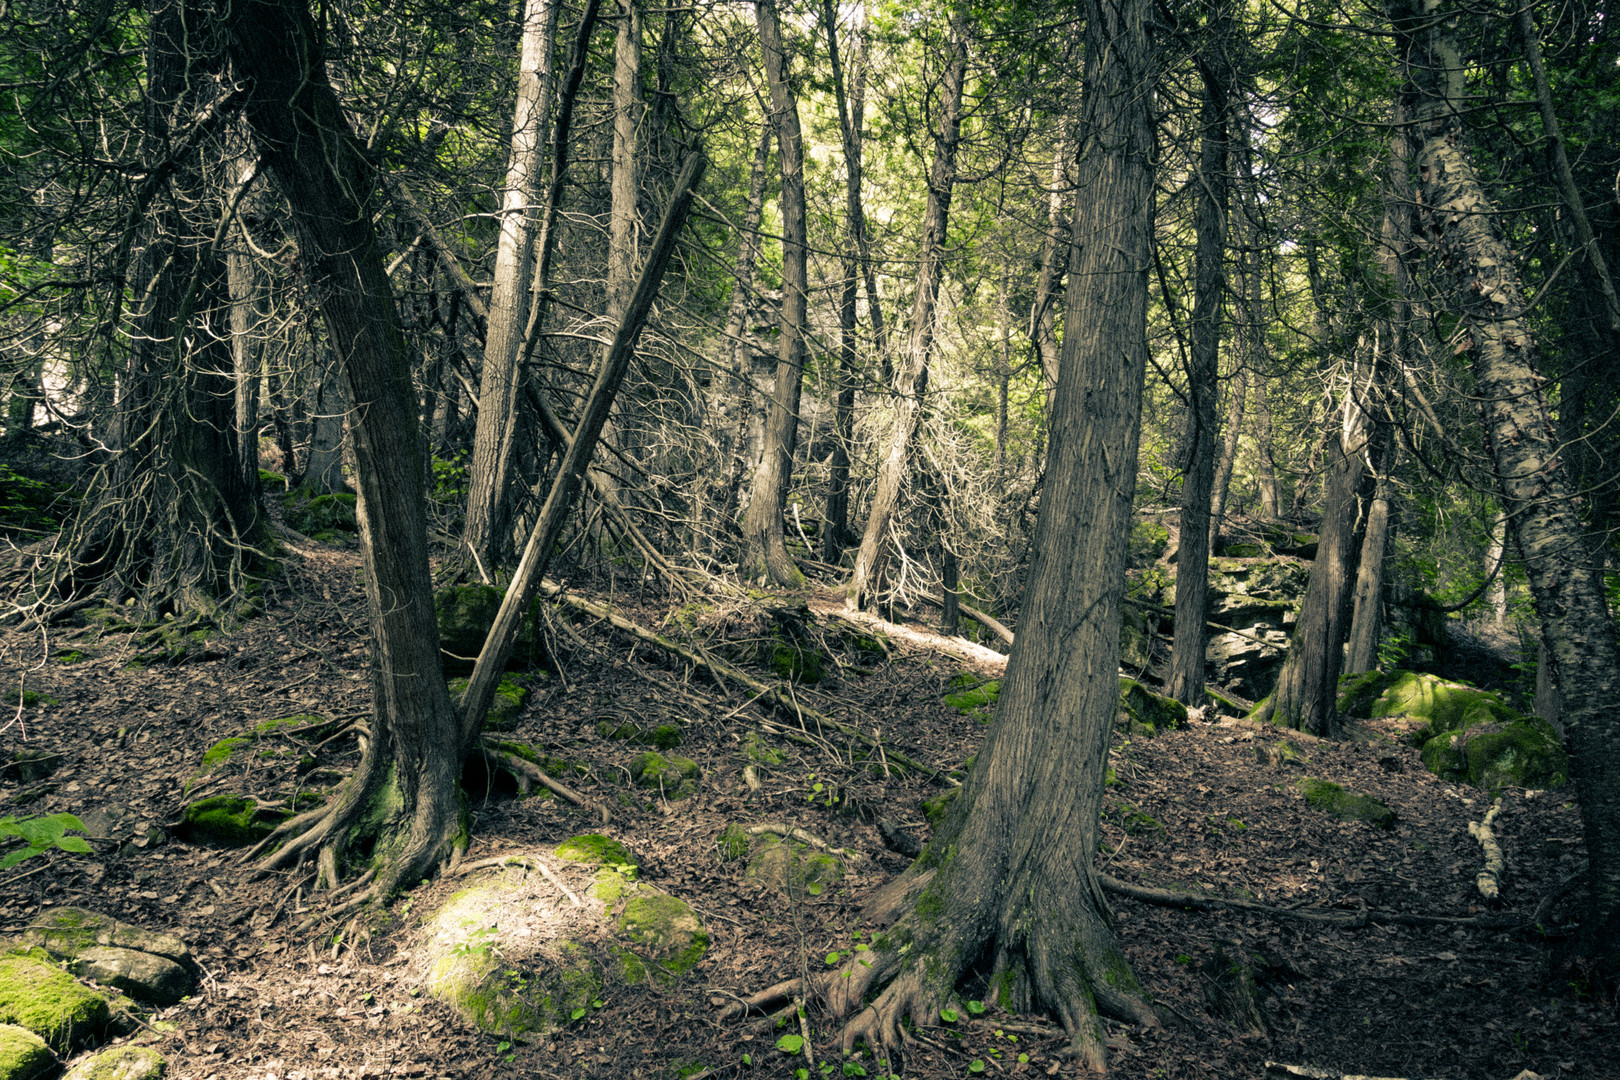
(463, 0), (561, 568)
(773, 0), (1162, 1066)
(1394, 0), (1620, 970)
(607, 0), (642, 323)
(846, 6), (967, 610)
(739, 0), (809, 587)
(1168, 9), (1233, 706)
(715, 124), (772, 527)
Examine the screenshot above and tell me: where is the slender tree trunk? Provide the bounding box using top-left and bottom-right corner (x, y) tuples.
(463, 0), (561, 567)
(1486, 511), (1508, 626)
(794, 3), (1163, 1067)
(1168, 11), (1233, 706)
(1208, 365), (1247, 548)
(739, 0), (809, 587)
(1394, 0), (1620, 969)
(228, 157), (267, 502)
(716, 125), (772, 527)
(607, 0), (642, 323)
(846, 7), (967, 610)
(1028, 135), (1069, 404)
(1251, 370), (1281, 518)
(1345, 459), (1392, 675)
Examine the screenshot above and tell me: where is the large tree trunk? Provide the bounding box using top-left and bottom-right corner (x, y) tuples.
(218, 0), (464, 900)
(1394, 0), (1620, 970)
(846, 7), (967, 610)
(462, 0), (561, 568)
(1168, 10), (1233, 706)
(739, 0), (809, 587)
(743, 1), (1162, 1068)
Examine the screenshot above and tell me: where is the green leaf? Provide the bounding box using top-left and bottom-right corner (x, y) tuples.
(0, 849), (37, 869)
(1018, 1054), (1030, 1063)
(796, 1070), (809, 1080)
(807, 883), (824, 896)
(853, 943), (869, 951)
(741, 1054), (752, 1067)
(966, 1000), (986, 1015)
(940, 1009), (959, 1023)
(592, 999), (605, 1008)
(968, 1060), (985, 1074)
(571, 1007), (586, 1020)
(497, 1042), (511, 1053)
(825, 952), (841, 965)
(776, 1034), (805, 1054)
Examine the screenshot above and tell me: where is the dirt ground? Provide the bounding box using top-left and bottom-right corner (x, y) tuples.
(0, 544), (1611, 1080)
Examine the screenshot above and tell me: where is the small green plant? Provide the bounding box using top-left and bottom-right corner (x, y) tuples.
(966, 999), (986, 1015)
(0, 813), (91, 868)
(776, 1034), (805, 1055)
(968, 1061), (985, 1074)
(940, 1008), (959, 1023)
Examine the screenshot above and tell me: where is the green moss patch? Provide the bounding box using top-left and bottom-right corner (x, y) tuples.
(282, 490), (356, 538)
(1296, 778), (1395, 829)
(943, 674), (1000, 720)
(449, 676), (529, 731)
(922, 788), (959, 830)
(61, 1044), (165, 1080)
(1118, 678), (1188, 737)
(180, 796), (290, 847)
(0, 1023), (53, 1080)
(628, 753), (700, 801)
(742, 732), (783, 766)
(0, 691), (56, 711)
(433, 586), (540, 676)
(1336, 670), (1517, 735)
(743, 834), (845, 895)
(22, 908), (190, 968)
(1421, 720), (1567, 792)
(0, 954), (109, 1052)
(716, 824), (750, 862)
(594, 718), (682, 749)
(555, 835), (637, 875)
(614, 894), (709, 984)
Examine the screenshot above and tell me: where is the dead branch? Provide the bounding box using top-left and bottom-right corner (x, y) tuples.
(481, 744), (606, 822)
(1265, 1064), (1416, 1080)
(1468, 798), (1504, 901)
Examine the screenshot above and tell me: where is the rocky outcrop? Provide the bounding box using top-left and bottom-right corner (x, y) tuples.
(22, 908), (194, 1008)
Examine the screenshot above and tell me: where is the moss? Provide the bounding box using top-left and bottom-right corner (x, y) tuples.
(554, 835), (637, 875)
(54, 650), (87, 665)
(61, 1044), (166, 1080)
(0, 954), (109, 1052)
(1117, 679), (1187, 737)
(1109, 803), (1163, 835)
(716, 824), (750, 862)
(0, 1023), (53, 1080)
(922, 788), (959, 829)
(181, 795), (291, 847)
(434, 585), (539, 676)
(1296, 778), (1395, 829)
(198, 737), (248, 772)
(615, 894), (709, 984)
(282, 490), (357, 536)
(594, 718), (681, 749)
(744, 835), (845, 894)
(252, 714), (319, 735)
(1337, 670), (1517, 735)
(0, 691), (56, 710)
(450, 677), (528, 731)
(628, 753), (700, 800)
(943, 676), (1001, 719)
(591, 867), (634, 904)
(742, 732), (784, 766)
(1127, 520), (1170, 567)
(1421, 719), (1568, 792)
(769, 637), (823, 683)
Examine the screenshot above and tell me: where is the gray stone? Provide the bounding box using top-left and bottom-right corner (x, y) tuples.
(68, 949), (191, 1007)
(0, 1023), (53, 1080)
(62, 1046), (166, 1080)
(23, 909), (191, 968)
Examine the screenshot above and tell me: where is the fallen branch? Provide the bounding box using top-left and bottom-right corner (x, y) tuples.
(747, 822), (855, 858)
(1099, 873), (1526, 930)
(481, 744), (606, 822)
(1468, 798), (1504, 901)
(920, 593), (1015, 645)
(539, 581), (946, 784)
(1266, 1064), (1414, 1080)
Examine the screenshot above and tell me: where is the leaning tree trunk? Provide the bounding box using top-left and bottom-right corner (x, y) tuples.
(218, 0), (465, 902)
(1394, 0), (1620, 970)
(1168, 8), (1233, 706)
(462, 0), (561, 568)
(846, 7), (967, 610)
(737, 0), (1162, 1068)
(738, 0), (809, 587)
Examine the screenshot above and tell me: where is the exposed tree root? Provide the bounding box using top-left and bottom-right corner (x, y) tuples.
(479, 742), (607, 821)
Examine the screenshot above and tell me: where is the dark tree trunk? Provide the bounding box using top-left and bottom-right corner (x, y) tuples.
(1394, 0), (1620, 970)
(218, 0), (464, 899)
(715, 125), (771, 529)
(739, 0), (808, 587)
(753, 0), (1162, 1066)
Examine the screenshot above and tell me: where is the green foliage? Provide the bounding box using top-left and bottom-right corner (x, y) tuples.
(0, 813), (90, 868)
(0, 463), (72, 537)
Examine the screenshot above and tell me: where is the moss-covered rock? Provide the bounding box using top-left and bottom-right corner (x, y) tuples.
(180, 796), (290, 847)
(943, 674), (1000, 721)
(716, 824), (751, 862)
(1120, 606), (1152, 671)
(0, 1023), (53, 1080)
(422, 879), (602, 1038)
(628, 753), (700, 801)
(922, 788), (959, 829)
(61, 1044), (165, 1080)
(22, 909), (190, 969)
(1420, 720), (1568, 792)
(613, 894), (708, 985)
(433, 585), (539, 676)
(743, 834), (845, 895)
(449, 676), (528, 731)
(555, 835), (637, 873)
(1296, 778), (1395, 829)
(594, 718), (682, 749)
(1117, 678), (1188, 737)
(282, 490), (356, 538)
(1336, 670), (1517, 735)
(0, 954), (109, 1052)
(68, 949), (190, 1007)
(1256, 739), (1308, 770)
(768, 637), (824, 684)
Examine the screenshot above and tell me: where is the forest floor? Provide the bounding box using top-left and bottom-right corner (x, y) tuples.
(0, 540), (1610, 1080)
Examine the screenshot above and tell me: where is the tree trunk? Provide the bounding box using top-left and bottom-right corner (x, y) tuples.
(1208, 364), (1247, 548)
(785, 0), (1163, 1067)
(1168, 12), (1232, 706)
(715, 125), (772, 528)
(1251, 370), (1281, 518)
(218, 0), (465, 898)
(1486, 512), (1508, 626)
(1344, 462), (1392, 675)
(607, 0), (642, 323)
(739, 0), (809, 587)
(302, 362), (348, 494)
(1394, 0), (1620, 970)
(228, 156), (267, 502)
(463, 0), (561, 568)
(846, 7), (967, 610)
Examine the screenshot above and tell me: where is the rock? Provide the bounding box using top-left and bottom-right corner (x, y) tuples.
(1205, 625), (1290, 702)
(1420, 720), (1568, 792)
(179, 796), (289, 847)
(627, 753), (700, 800)
(1, 752), (62, 785)
(448, 676), (528, 731)
(68, 949), (190, 1007)
(1296, 778), (1395, 829)
(1336, 670), (1515, 733)
(0, 953), (110, 1052)
(62, 1045), (165, 1080)
(744, 834), (845, 895)
(554, 835), (637, 875)
(74, 808), (134, 844)
(1255, 739), (1308, 770)
(613, 894), (709, 985)
(23, 909), (191, 968)
(1117, 679), (1187, 737)
(0, 1023), (53, 1080)
(434, 586), (539, 676)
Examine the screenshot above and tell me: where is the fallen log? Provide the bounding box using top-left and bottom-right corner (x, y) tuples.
(1468, 798), (1505, 901)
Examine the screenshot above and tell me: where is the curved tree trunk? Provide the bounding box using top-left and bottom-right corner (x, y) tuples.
(1394, 0), (1620, 971)
(739, 0), (809, 587)
(846, 7), (967, 610)
(764, 1), (1162, 1068)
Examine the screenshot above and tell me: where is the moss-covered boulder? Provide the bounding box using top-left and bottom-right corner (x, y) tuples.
(594, 718), (682, 749)
(628, 753), (700, 801)
(1296, 778), (1395, 829)
(68, 949), (189, 1007)
(0, 1024), (53, 1080)
(744, 834), (845, 895)
(434, 585), (539, 676)
(1336, 670), (1517, 734)
(23, 909), (190, 969)
(422, 877), (602, 1038)
(180, 796), (290, 847)
(62, 1045), (165, 1080)
(555, 835), (637, 873)
(449, 676), (528, 731)
(1117, 678), (1188, 737)
(613, 894), (708, 985)
(1420, 720), (1568, 792)
(0, 954), (109, 1052)
(943, 674), (1000, 721)
(282, 490), (356, 544)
